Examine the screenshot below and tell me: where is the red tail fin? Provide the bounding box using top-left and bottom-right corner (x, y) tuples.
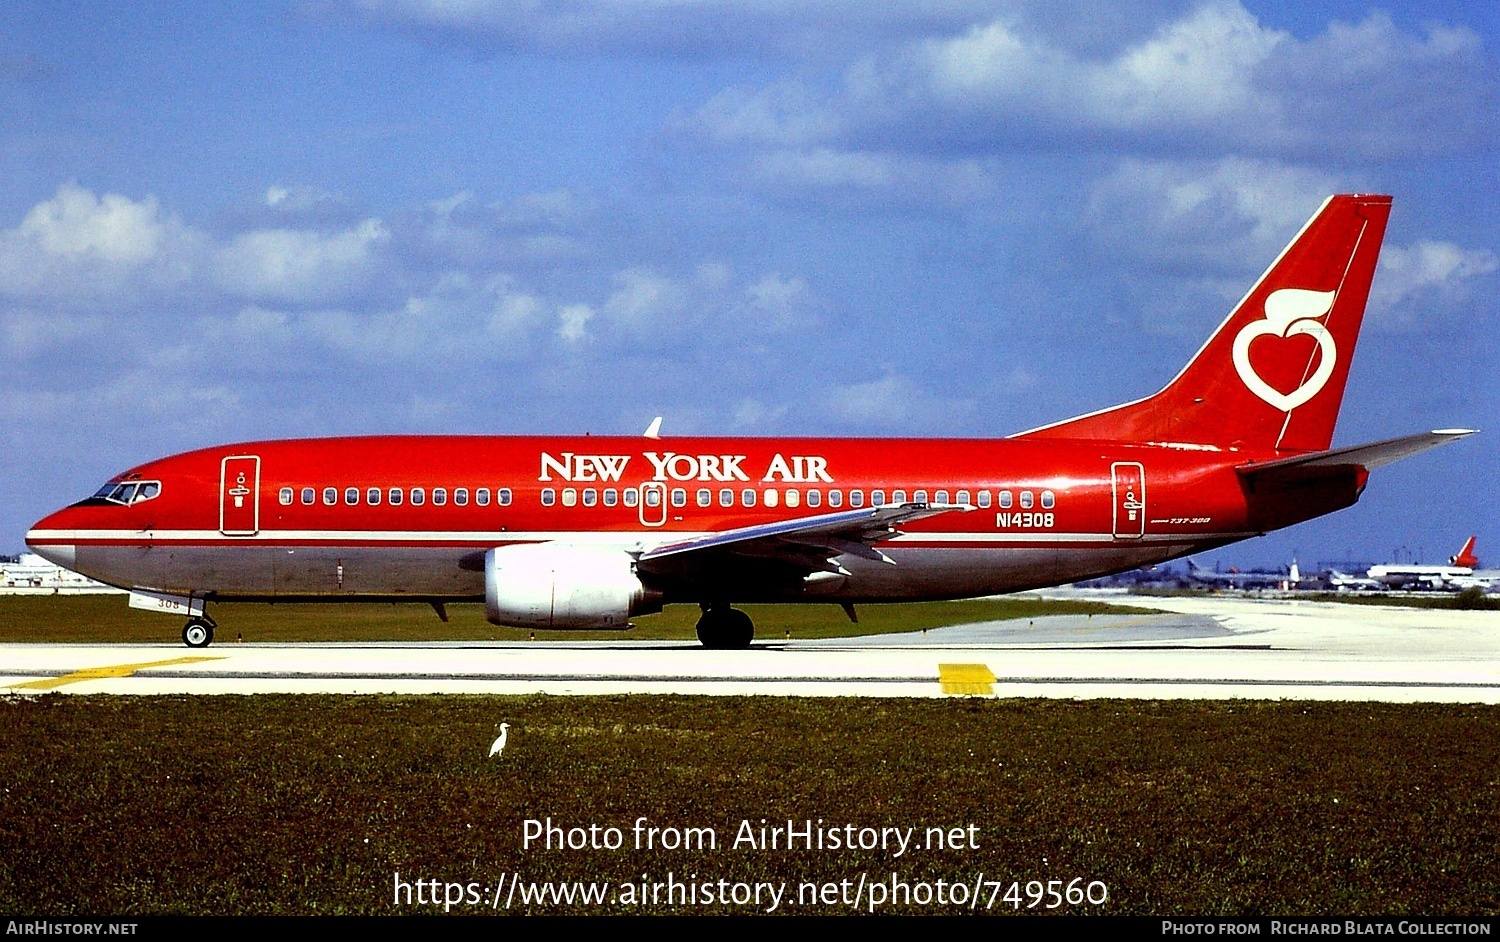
(1019, 194), (1392, 453)
(1450, 536), (1479, 568)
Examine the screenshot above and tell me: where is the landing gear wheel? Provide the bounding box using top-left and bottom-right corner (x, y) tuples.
(182, 618), (214, 648)
(695, 606), (755, 650)
(724, 609), (753, 649)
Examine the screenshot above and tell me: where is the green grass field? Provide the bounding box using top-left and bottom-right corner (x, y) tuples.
(1, 695), (1496, 916)
(0, 593), (1154, 644)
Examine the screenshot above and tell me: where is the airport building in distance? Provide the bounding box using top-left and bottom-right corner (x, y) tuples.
(0, 553), (122, 595)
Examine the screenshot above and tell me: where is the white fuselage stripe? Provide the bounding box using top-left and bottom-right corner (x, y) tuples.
(27, 528), (1256, 546)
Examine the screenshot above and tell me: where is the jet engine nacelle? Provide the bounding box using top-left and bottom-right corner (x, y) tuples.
(484, 543), (661, 630)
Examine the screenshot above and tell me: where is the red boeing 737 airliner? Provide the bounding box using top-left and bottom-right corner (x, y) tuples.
(26, 195), (1474, 648)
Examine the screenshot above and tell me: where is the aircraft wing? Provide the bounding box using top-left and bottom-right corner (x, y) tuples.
(639, 503), (970, 569)
(1237, 429), (1476, 480)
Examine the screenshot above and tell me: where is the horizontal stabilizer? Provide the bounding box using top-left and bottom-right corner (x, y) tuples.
(1237, 429), (1476, 481)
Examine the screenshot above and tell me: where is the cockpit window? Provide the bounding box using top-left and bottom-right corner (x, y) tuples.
(92, 480), (163, 506)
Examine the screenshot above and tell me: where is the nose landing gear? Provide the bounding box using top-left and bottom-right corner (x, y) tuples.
(695, 603), (754, 649)
(182, 614), (217, 648)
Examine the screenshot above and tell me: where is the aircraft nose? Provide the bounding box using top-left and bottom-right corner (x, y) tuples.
(27, 541), (76, 570)
(26, 509), (77, 571)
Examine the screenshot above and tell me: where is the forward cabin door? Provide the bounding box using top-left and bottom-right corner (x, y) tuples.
(1111, 462), (1145, 540)
(220, 455), (261, 536)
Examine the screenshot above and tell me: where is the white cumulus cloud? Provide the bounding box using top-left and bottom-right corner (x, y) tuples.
(557, 303), (595, 343)
(1369, 241), (1498, 331)
(750, 148), (993, 210)
(825, 373), (974, 428)
(212, 218), (391, 303)
(686, 2), (1497, 161)
(1085, 157), (1340, 269)
(0, 183), (195, 300)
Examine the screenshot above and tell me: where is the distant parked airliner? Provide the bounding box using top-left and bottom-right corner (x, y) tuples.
(27, 195), (1473, 648)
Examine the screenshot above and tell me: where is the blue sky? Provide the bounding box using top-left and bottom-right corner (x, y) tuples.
(3, 0), (1496, 569)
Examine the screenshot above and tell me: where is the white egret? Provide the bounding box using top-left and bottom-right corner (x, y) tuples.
(489, 722), (510, 758)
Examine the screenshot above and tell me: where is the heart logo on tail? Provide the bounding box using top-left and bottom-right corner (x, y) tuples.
(1232, 288), (1338, 412)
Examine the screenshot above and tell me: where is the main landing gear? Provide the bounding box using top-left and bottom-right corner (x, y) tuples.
(696, 603), (754, 650)
(182, 613), (217, 648)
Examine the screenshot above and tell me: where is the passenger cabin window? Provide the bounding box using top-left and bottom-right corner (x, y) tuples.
(541, 488), (555, 507)
(644, 489), (660, 508)
(624, 488), (639, 508)
(499, 488), (512, 506)
(829, 490), (842, 508)
(850, 489), (864, 508)
(323, 487), (337, 506)
(807, 489), (821, 508)
(279, 487), (293, 506)
(892, 489), (907, 504)
(764, 489), (778, 508)
(1020, 490), (1033, 509)
(697, 488), (712, 508)
(411, 488), (426, 506)
(998, 490), (1012, 509)
(720, 488), (734, 507)
(741, 489), (756, 507)
(367, 487), (381, 505)
(671, 488), (686, 507)
(455, 488), (469, 506)
(603, 489), (618, 507)
(871, 490), (885, 507)
(977, 490), (991, 508)
(389, 488), (403, 505)
(956, 489), (970, 505)
(562, 488), (576, 507)
(301, 487), (315, 505)
(583, 489), (597, 507)
(913, 489), (928, 504)
(935, 490), (948, 504)
(433, 488), (447, 506)
(1041, 490), (1055, 509)
(785, 489), (799, 508)
(476, 488), (491, 506)
(345, 488), (359, 505)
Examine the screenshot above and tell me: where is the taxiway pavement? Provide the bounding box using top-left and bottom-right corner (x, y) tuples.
(3, 595), (1497, 701)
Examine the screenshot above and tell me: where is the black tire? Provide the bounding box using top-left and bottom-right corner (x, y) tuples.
(725, 608), (754, 649)
(695, 610), (727, 649)
(182, 619), (214, 648)
(696, 608), (754, 649)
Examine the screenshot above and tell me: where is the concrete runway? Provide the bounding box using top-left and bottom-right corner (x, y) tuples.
(3, 596), (1498, 701)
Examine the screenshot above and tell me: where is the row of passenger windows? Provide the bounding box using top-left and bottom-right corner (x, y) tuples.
(539, 487), (1057, 510)
(279, 486), (514, 508)
(278, 484), (1057, 511)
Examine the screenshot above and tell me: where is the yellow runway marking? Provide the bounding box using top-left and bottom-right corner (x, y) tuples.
(9, 656), (224, 691)
(938, 662), (996, 696)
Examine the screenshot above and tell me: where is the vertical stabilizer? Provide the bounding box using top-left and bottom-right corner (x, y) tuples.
(1019, 195), (1392, 453)
(1451, 537), (1479, 568)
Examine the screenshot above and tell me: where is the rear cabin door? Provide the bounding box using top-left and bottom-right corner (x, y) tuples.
(1111, 462), (1145, 540)
(220, 455), (261, 536)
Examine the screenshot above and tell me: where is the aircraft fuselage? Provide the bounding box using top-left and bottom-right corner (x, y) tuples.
(26, 434), (1358, 605)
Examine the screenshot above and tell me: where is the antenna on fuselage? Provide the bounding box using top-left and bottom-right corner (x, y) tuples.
(644, 416), (663, 439)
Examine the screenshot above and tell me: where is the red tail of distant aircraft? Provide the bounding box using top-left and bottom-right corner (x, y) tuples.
(1450, 536), (1479, 569)
(26, 195), (1476, 647)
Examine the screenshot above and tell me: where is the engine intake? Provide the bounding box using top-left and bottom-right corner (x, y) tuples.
(484, 543), (661, 630)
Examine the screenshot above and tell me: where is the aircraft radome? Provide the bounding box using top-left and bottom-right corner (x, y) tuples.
(26, 195), (1475, 648)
